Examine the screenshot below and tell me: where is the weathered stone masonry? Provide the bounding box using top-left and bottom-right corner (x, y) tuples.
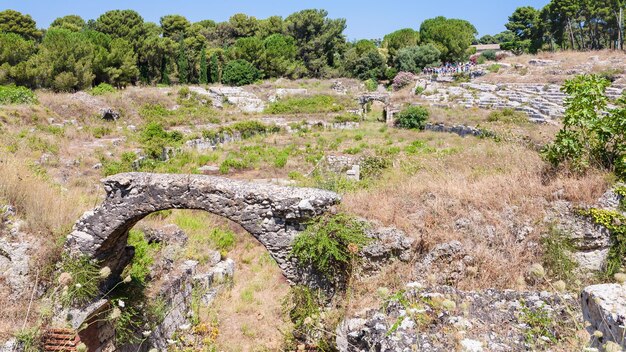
(65, 173), (341, 284)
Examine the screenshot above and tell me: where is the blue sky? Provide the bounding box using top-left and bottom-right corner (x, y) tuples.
(1, 0), (550, 39)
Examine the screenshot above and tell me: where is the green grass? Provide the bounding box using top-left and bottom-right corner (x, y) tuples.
(541, 227), (578, 283)
(265, 95), (347, 114)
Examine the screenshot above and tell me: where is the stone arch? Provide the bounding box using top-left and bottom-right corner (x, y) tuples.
(357, 93), (391, 121)
(64, 173), (341, 284)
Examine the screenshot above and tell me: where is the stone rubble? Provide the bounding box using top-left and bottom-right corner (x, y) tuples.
(337, 283), (579, 352)
(419, 82), (625, 123)
(189, 86), (266, 113)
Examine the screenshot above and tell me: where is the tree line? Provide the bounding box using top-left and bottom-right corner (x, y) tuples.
(479, 0), (625, 53)
(0, 9), (478, 91)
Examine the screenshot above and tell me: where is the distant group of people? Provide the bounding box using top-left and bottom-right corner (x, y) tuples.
(423, 62), (475, 76)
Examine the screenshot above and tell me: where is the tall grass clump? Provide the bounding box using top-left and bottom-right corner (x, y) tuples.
(0, 155), (82, 235)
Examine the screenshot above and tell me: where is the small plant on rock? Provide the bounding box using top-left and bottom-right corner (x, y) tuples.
(58, 255), (101, 307)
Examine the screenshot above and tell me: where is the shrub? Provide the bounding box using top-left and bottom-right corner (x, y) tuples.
(90, 83), (116, 96)
(229, 120), (280, 138)
(333, 114), (360, 123)
(486, 64), (501, 73)
(481, 49), (497, 61)
(291, 214), (371, 281)
(177, 86), (190, 99)
(360, 155), (391, 179)
(394, 105), (429, 129)
(265, 95), (344, 114)
(414, 86), (425, 95)
(487, 108), (527, 124)
(452, 72), (470, 83)
(125, 230), (161, 285)
(364, 78), (378, 92)
(543, 74), (626, 178)
(140, 122), (183, 159)
(392, 71), (417, 90)
(222, 59), (261, 86)
(0, 85), (37, 104)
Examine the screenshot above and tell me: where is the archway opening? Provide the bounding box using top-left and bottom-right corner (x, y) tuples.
(81, 208), (292, 350)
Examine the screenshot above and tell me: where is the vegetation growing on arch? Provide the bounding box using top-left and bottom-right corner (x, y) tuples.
(291, 214), (371, 282)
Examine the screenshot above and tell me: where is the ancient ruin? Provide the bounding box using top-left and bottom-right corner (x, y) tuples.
(65, 172), (341, 284)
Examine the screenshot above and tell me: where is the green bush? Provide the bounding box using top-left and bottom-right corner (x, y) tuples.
(291, 214), (371, 281)
(333, 114), (360, 123)
(542, 74), (626, 178)
(228, 120), (280, 138)
(364, 78), (377, 92)
(265, 95), (344, 114)
(486, 64), (501, 73)
(481, 49), (497, 61)
(222, 59), (261, 86)
(360, 155), (391, 179)
(53, 72), (79, 92)
(487, 108), (527, 124)
(414, 86), (425, 95)
(140, 121), (183, 159)
(394, 105), (429, 129)
(90, 83), (116, 96)
(0, 85), (37, 104)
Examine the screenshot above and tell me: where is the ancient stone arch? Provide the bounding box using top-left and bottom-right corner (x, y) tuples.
(357, 93), (391, 121)
(65, 173), (340, 284)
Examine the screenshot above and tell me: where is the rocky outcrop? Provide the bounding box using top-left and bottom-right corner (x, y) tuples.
(420, 82), (625, 122)
(546, 186), (625, 272)
(423, 122), (494, 138)
(101, 108), (120, 121)
(65, 173), (341, 286)
(581, 283), (626, 348)
(189, 86), (265, 113)
(361, 226), (414, 273)
(147, 258), (234, 350)
(337, 283), (579, 352)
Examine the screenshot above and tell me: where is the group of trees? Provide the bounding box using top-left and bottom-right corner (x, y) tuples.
(0, 9), (479, 90)
(479, 0), (626, 54)
(348, 17), (477, 81)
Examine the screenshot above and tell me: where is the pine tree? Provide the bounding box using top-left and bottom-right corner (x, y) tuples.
(177, 39), (189, 84)
(209, 53), (220, 83)
(160, 57), (170, 85)
(199, 47), (208, 84)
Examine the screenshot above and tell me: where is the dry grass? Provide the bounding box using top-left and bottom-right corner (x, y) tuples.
(0, 153), (91, 338)
(343, 131), (608, 292)
(477, 50), (626, 85)
(0, 155), (86, 237)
